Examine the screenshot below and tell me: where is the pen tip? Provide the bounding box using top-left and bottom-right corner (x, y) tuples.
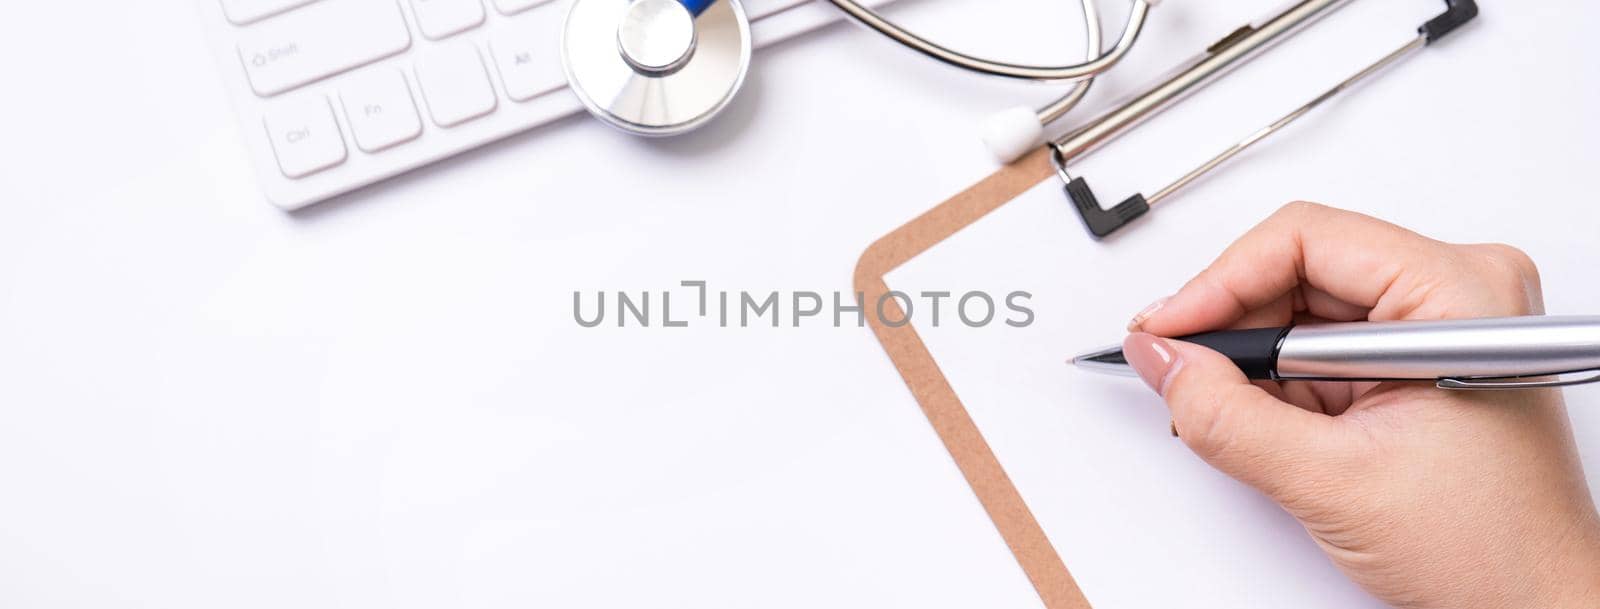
(1067, 344), (1140, 377)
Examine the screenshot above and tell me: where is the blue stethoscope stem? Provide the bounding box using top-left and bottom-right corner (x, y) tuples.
(677, 0), (715, 16)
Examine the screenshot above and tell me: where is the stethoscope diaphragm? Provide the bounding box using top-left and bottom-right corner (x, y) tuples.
(562, 0), (751, 137)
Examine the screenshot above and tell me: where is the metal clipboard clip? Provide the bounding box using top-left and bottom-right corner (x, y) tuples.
(1053, 0), (1479, 239)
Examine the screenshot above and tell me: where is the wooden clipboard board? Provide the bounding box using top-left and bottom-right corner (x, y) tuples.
(853, 149), (1089, 609)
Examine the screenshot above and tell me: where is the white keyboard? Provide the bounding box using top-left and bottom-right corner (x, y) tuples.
(199, 0), (893, 210)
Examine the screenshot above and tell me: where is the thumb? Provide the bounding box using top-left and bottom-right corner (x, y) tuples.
(1123, 333), (1356, 500)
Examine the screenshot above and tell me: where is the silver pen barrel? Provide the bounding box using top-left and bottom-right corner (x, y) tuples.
(1275, 316), (1600, 380)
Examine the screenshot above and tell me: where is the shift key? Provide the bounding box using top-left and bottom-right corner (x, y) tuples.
(237, 0), (412, 97)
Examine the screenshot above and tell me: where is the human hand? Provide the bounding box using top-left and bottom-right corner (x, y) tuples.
(1121, 202), (1600, 608)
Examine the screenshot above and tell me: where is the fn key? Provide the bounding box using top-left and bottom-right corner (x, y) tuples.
(263, 96), (348, 179)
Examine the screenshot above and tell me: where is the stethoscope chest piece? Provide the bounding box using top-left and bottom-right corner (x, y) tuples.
(563, 0), (751, 136)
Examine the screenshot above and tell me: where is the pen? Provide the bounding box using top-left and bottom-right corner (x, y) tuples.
(1071, 315), (1600, 390)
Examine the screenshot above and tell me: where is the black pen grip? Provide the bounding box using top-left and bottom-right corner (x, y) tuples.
(1174, 327), (1293, 380)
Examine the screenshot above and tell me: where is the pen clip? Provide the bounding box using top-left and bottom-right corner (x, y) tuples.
(1436, 368), (1600, 391)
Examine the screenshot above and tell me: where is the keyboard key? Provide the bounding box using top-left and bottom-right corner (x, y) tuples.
(409, 0), (486, 40)
(414, 43), (498, 127)
(491, 0), (553, 15)
(489, 7), (568, 101)
(339, 69), (424, 152)
(237, 0), (412, 97)
(220, 0), (321, 25)
(263, 96), (348, 178)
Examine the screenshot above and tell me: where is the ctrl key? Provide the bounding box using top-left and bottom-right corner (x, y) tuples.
(263, 96), (348, 179)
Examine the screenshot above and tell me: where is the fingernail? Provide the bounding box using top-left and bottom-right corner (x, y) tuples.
(1123, 333), (1183, 396)
(1127, 296), (1170, 331)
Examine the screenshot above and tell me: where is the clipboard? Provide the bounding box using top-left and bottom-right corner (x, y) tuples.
(852, 149), (1087, 608)
(847, 3), (1507, 605)
(849, 4), (1485, 599)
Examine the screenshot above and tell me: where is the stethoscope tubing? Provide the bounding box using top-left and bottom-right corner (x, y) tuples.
(822, 0), (1155, 82)
(1038, 0), (1105, 126)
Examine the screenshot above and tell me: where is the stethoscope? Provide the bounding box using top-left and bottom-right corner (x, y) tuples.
(561, 0), (1160, 161)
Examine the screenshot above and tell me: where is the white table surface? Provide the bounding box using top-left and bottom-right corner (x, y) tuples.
(2, 1), (1597, 608)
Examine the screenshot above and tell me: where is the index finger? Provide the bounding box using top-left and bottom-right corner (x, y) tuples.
(1137, 202), (1454, 337)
